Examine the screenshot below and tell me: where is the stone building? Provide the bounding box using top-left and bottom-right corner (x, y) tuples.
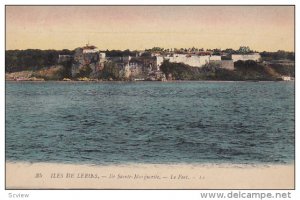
(104, 55), (156, 80)
(58, 55), (73, 63)
(156, 53), (221, 68)
(221, 60), (234, 70)
(71, 44), (106, 78)
(231, 53), (261, 62)
(156, 54), (210, 68)
(209, 55), (221, 61)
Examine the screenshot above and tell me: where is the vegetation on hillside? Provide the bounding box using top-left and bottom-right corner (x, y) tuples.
(104, 49), (138, 57)
(95, 61), (122, 80)
(160, 60), (294, 81)
(269, 64), (294, 77)
(5, 49), (74, 73)
(260, 50), (295, 61)
(5, 49), (295, 81)
(33, 66), (66, 80)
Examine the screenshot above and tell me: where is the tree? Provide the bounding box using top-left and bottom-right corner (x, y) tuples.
(60, 60), (73, 78)
(5, 49), (75, 72)
(237, 46), (253, 54)
(97, 61), (121, 80)
(212, 48), (221, 55)
(160, 60), (194, 80)
(78, 65), (92, 77)
(260, 50), (295, 61)
(223, 48), (236, 55)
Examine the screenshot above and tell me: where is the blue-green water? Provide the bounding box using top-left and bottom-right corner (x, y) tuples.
(6, 81), (295, 165)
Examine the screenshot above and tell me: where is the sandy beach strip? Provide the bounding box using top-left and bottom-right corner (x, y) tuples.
(6, 162), (294, 189)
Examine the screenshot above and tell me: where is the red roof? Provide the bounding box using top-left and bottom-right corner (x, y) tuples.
(83, 44), (97, 50)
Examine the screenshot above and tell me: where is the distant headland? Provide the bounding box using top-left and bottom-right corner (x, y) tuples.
(5, 45), (295, 82)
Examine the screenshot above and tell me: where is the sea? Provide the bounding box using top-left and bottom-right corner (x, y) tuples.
(5, 81), (295, 165)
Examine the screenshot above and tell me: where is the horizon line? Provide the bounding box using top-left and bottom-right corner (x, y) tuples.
(5, 48), (295, 53)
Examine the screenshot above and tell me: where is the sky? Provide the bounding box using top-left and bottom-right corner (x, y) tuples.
(6, 6), (294, 51)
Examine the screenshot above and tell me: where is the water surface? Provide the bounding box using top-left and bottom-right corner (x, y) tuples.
(6, 81), (295, 165)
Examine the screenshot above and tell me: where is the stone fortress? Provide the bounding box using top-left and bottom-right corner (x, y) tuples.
(59, 44), (261, 80)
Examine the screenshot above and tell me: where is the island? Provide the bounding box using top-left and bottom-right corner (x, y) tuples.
(5, 45), (295, 82)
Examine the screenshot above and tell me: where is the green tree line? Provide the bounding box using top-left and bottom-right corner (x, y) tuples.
(160, 60), (294, 81)
(260, 51), (295, 61)
(5, 49), (74, 72)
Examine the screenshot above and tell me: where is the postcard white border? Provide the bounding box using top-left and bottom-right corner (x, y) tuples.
(1, 0), (298, 200)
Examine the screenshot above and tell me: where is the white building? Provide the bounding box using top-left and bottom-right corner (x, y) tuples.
(209, 55), (221, 61)
(155, 54), (230, 69)
(198, 55), (210, 67)
(221, 60), (234, 70)
(231, 53), (261, 62)
(282, 76), (292, 81)
(83, 49), (99, 54)
(99, 52), (106, 59)
(163, 54), (209, 67)
(156, 56), (164, 71)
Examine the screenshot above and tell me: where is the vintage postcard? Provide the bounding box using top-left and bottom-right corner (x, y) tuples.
(5, 5), (294, 189)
